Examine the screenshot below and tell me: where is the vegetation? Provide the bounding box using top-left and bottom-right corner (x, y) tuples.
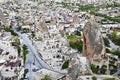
(67, 34), (83, 51)
(67, 34), (78, 40)
(62, 60), (69, 69)
(17, 46), (21, 57)
(103, 37), (110, 47)
(90, 64), (98, 73)
(11, 42), (18, 46)
(3, 25), (18, 36)
(22, 28), (30, 33)
(78, 4), (95, 11)
(31, 31), (35, 38)
(90, 64), (108, 74)
(61, 2), (120, 23)
(101, 65), (107, 74)
(17, 26), (22, 31)
(45, 21), (50, 23)
(90, 11), (120, 23)
(69, 39), (83, 51)
(106, 48), (120, 56)
(103, 78), (115, 80)
(109, 31), (120, 46)
(22, 44), (29, 65)
(61, 2), (71, 8)
(106, 48), (111, 53)
(111, 51), (120, 56)
(16, 25), (30, 33)
(110, 32), (117, 39)
(75, 30), (81, 36)
(41, 75), (51, 80)
(114, 27), (120, 30)
(92, 76), (97, 80)
(110, 69), (117, 75)
(106, 3), (120, 8)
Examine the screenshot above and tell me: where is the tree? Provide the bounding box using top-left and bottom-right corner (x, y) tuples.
(109, 31), (120, 46)
(103, 37), (110, 47)
(110, 31), (117, 40)
(31, 31), (35, 38)
(62, 60), (69, 69)
(90, 64), (97, 73)
(75, 30), (81, 36)
(23, 44), (27, 50)
(22, 44), (29, 65)
(106, 48), (111, 53)
(41, 75), (51, 80)
(103, 78), (115, 80)
(17, 46), (21, 57)
(69, 39), (83, 51)
(92, 76), (97, 80)
(23, 49), (29, 65)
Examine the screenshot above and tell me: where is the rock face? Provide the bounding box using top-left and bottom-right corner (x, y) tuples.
(68, 54), (92, 80)
(82, 21), (105, 62)
(68, 54), (81, 80)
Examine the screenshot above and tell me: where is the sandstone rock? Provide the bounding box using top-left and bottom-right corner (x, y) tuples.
(82, 21), (105, 62)
(68, 54), (92, 80)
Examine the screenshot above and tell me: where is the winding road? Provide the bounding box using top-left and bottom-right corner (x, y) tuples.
(13, 24), (50, 79)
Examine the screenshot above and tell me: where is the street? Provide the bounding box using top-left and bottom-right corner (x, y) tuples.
(13, 25), (50, 79)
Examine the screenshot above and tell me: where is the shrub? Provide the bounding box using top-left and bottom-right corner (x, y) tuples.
(41, 75), (51, 80)
(62, 60), (69, 69)
(75, 30), (81, 36)
(92, 76), (97, 80)
(103, 37), (110, 47)
(103, 78), (115, 80)
(90, 64), (98, 73)
(17, 46), (21, 57)
(22, 44), (29, 65)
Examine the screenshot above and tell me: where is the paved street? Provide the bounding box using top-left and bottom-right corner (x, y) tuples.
(13, 24), (50, 79)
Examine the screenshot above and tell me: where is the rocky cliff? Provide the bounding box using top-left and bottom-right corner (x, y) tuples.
(68, 54), (92, 80)
(82, 21), (105, 62)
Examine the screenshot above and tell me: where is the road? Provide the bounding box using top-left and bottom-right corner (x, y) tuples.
(108, 39), (119, 50)
(13, 24), (50, 79)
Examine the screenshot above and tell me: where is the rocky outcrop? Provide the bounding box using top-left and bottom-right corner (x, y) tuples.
(68, 54), (92, 80)
(82, 21), (105, 62)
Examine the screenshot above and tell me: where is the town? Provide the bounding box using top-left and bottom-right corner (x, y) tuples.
(0, 0), (120, 80)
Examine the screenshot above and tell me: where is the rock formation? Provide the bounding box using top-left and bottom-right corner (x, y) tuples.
(82, 21), (105, 62)
(68, 54), (92, 80)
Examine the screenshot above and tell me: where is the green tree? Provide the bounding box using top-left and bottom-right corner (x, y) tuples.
(106, 48), (111, 53)
(69, 40), (83, 51)
(92, 76), (97, 80)
(109, 31), (120, 46)
(22, 44), (29, 65)
(103, 37), (110, 47)
(31, 31), (35, 38)
(41, 75), (51, 80)
(17, 46), (21, 57)
(23, 49), (29, 65)
(75, 30), (81, 36)
(103, 78), (115, 80)
(110, 32), (117, 40)
(90, 64), (97, 73)
(3, 26), (18, 36)
(23, 44), (27, 50)
(62, 60), (69, 69)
